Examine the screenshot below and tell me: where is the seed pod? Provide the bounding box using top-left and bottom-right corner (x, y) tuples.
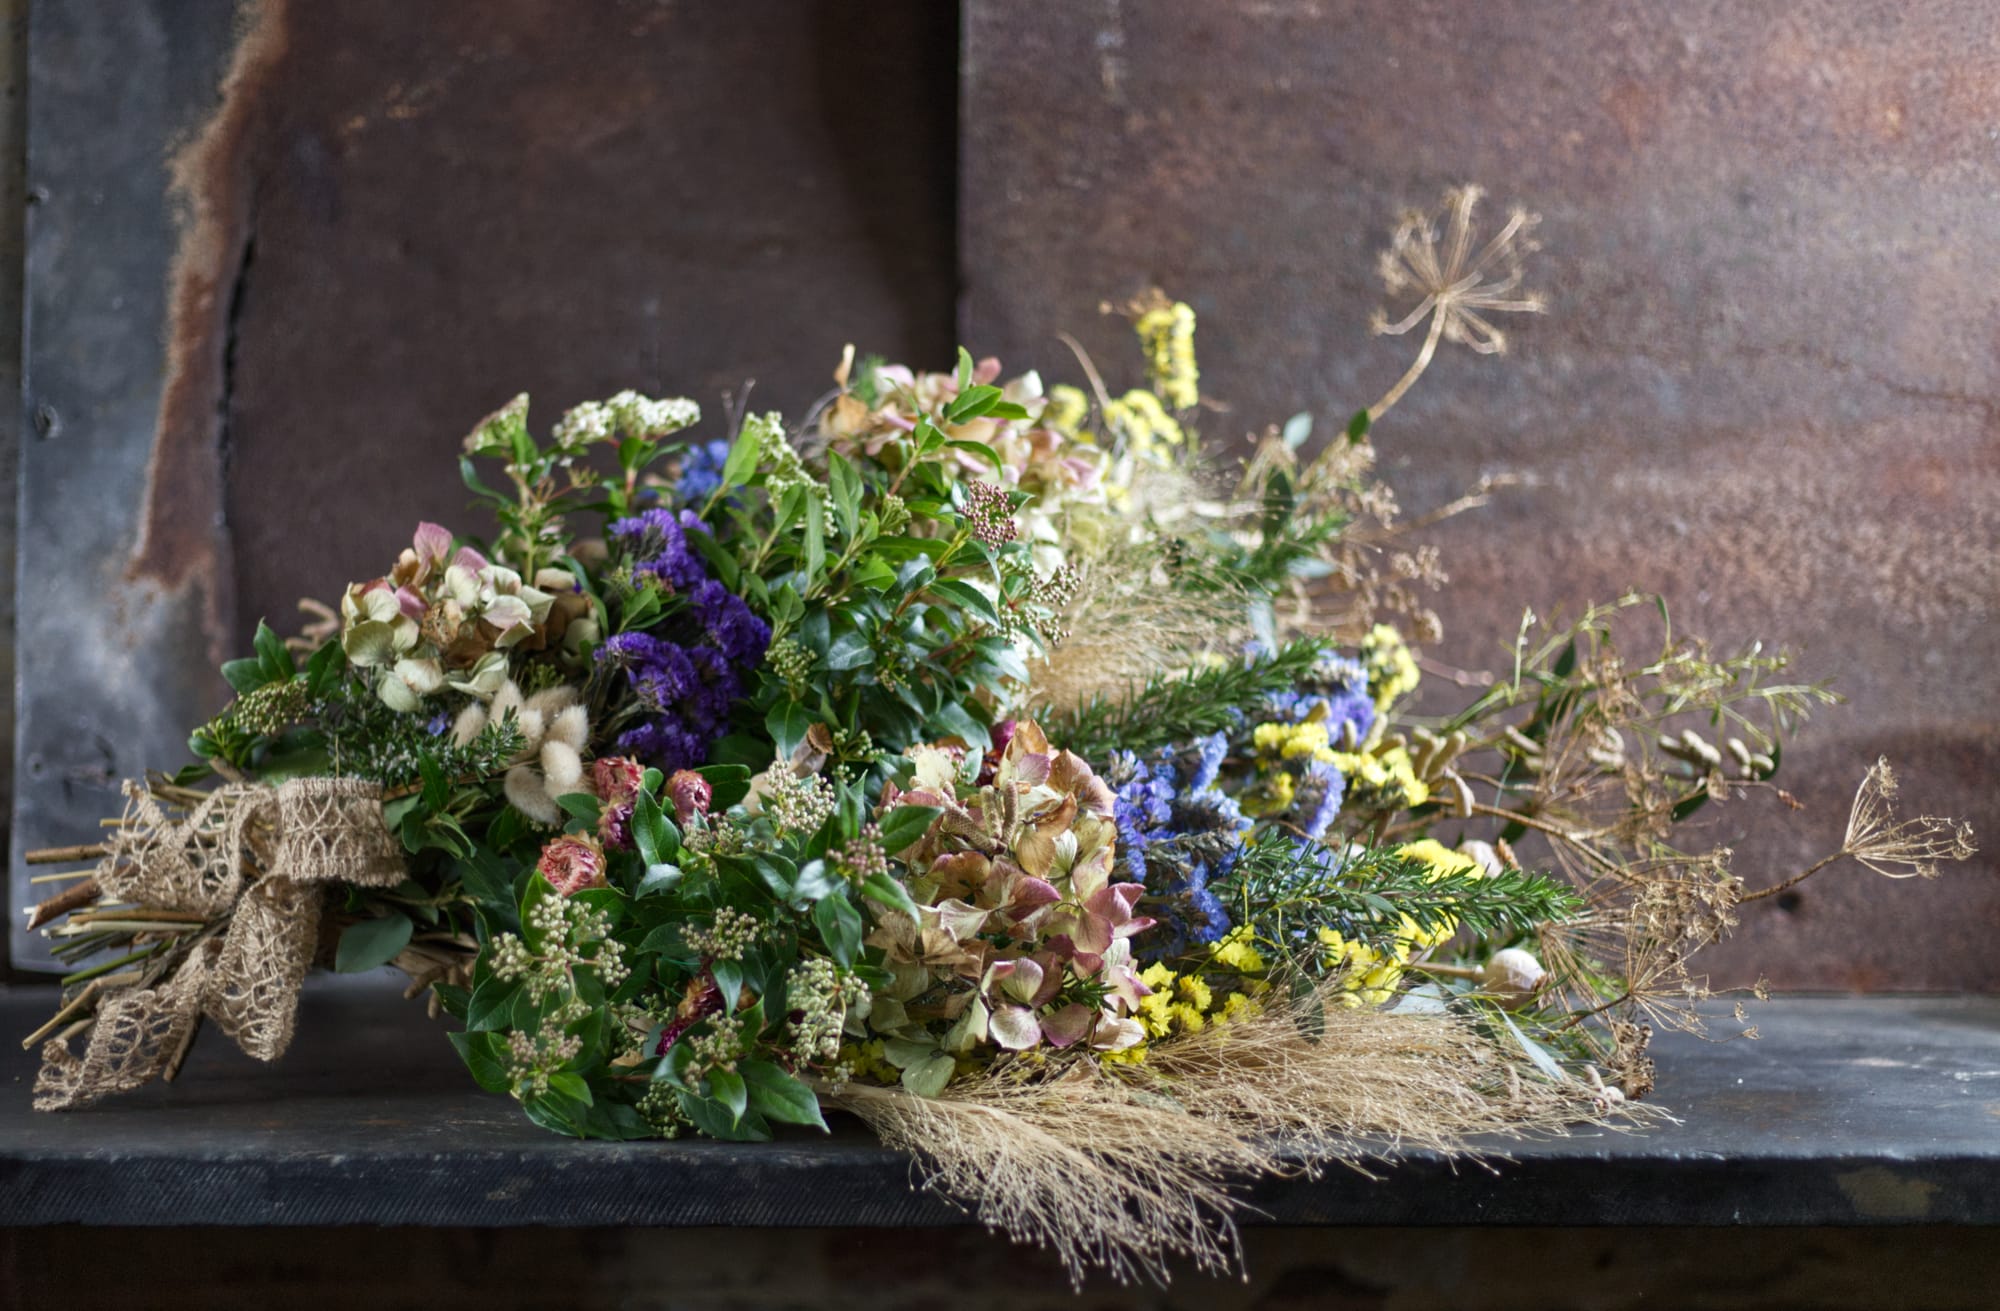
(1450, 773), (1475, 819)
(1502, 725), (1545, 768)
(1587, 727), (1626, 770)
(1410, 727), (1443, 780)
(1680, 729), (1722, 768)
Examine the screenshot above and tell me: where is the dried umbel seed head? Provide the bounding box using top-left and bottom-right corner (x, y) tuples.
(1480, 948), (1548, 1007)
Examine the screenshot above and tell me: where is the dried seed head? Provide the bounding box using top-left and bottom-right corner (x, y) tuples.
(1372, 184), (1547, 356)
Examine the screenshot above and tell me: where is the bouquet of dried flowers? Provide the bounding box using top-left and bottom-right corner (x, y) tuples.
(23, 187), (1974, 1284)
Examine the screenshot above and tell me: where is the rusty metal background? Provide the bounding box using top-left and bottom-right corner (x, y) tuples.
(961, 0), (2000, 989)
(11, 1), (246, 971)
(12, 0), (1995, 988)
(9, 0), (958, 971)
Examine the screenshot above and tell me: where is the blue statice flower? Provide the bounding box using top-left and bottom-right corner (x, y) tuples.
(609, 508), (707, 594)
(1261, 653), (1376, 746)
(673, 437), (732, 506)
(1104, 731), (1251, 961)
(1299, 759), (1346, 841)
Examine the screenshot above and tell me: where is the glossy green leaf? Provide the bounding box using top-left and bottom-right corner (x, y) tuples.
(334, 914), (414, 974)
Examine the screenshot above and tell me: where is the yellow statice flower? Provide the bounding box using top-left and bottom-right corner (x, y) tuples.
(1397, 838), (1481, 882)
(1361, 623), (1421, 707)
(1317, 925), (1413, 1007)
(1042, 383), (1092, 436)
(1103, 389), (1185, 465)
(1134, 963), (1222, 1042)
(1175, 972), (1214, 1012)
(1332, 745), (1430, 808)
(1242, 768), (1296, 818)
(1134, 299), (1199, 410)
(1210, 925), (1267, 974)
(1252, 720), (1339, 764)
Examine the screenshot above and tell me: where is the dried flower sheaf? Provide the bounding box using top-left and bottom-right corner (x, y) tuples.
(1367, 183), (1547, 420)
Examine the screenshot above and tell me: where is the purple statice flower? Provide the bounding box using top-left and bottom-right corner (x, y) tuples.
(597, 631), (745, 774)
(689, 578), (772, 667)
(674, 437), (732, 505)
(425, 711), (452, 737)
(609, 508), (707, 594)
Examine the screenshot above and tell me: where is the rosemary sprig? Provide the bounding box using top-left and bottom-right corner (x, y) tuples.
(1219, 840), (1580, 964)
(1049, 637), (1332, 760)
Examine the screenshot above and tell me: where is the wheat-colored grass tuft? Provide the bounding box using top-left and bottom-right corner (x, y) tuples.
(826, 986), (1652, 1287)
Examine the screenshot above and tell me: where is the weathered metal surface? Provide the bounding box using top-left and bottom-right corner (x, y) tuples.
(217, 0), (957, 649)
(10, 0), (958, 970)
(11, 1), (244, 972)
(961, 0), (2000, 990)
(3, 988), (1998, 1227)
(0, 1), (26, 972)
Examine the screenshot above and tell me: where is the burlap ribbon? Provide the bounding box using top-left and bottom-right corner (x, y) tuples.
(33, 776), (405, 1110)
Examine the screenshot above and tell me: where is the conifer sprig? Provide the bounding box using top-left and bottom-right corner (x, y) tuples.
(1221, 840), (1581, 962)
(1049, 637), (1332, 760)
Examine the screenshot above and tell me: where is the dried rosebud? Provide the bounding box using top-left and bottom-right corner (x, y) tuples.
(598, 802), (635, 852)
(667, 769), (712, 825)
(538, 834), (606, 897)
(591, 756), (645, 808)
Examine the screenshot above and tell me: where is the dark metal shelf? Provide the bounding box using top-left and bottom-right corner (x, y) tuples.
(2, 989), (1995, 1228)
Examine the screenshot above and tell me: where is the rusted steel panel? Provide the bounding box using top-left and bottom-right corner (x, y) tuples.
(962, 0), (2000, 989)
(218, 0), (957, 651)
(12, 0), (244, 972)
(11, 0), (957, 971)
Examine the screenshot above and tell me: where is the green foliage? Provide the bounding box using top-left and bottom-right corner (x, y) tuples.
(1220, 841), (1581, 967)
(1049, 637), (1334, 761)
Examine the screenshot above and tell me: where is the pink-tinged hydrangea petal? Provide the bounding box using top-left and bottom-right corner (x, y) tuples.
(928, 898), (991, 942)
(1039, 1003), (1095, 1048)
(452, 544), (489, 572)
(998, 956), (1044, 1004)
(1089, 1015), (1146, 1052)
(1070, 911), (1114, 958)
(394, 586), (428, 621)
(988, 1004), (1043, 1051)
(1113, 915), (1157, 941)
(1085, 882), (1144, 924)
(1006, 876), (1061, 915)
(413, 521), (454, 568)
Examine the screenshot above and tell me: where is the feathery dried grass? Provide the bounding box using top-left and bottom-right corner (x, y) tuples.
(826, 986), (1646, 1287)
(1027, 509), (1248, 721)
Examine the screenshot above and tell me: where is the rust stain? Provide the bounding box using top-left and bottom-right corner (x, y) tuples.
(128, 0), (292, 660)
